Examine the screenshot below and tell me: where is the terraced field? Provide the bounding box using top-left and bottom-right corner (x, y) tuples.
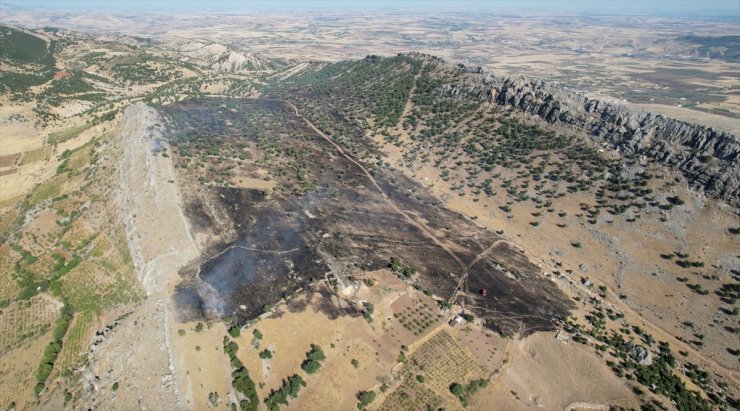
(19, 146), (52, 165)
(0, 245), (21, 304)
(60, 258), (141, 313)
(0, 295), (59, 353)
(54, 310), (96, 377)
(379, 330), (488, 411)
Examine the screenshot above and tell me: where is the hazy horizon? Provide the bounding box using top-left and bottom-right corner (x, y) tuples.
(4, 0), (740, 18)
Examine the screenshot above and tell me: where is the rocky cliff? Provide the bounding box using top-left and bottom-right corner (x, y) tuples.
(439, 60), (739, 207)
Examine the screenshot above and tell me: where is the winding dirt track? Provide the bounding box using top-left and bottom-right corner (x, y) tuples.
(281, 99), (467, 282)
(282, 99), (520, 306)
(448, 239), (510, 304)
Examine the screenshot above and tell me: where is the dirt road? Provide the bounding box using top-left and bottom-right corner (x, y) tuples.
(448, 239), (511, 304)
(282, 100), (468, 276)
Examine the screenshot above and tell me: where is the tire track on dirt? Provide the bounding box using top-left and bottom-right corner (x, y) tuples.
(449, 239), (511, 304)
(282, 100), (468, 278)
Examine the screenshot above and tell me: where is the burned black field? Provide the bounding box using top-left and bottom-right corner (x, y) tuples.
(163, 98), (573, 333)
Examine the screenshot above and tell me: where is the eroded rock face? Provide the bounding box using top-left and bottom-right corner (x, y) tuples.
(439, 63), (740, 207)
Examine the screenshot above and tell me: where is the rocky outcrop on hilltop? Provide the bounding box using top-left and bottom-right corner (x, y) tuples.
(171, 40), (280, 73)
(436, 59), (740, 207)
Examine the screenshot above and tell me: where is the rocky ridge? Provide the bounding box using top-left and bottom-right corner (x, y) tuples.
(432, 56), (739, 207)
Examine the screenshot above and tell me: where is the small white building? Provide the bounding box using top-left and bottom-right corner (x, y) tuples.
(449, 315), (464, 327)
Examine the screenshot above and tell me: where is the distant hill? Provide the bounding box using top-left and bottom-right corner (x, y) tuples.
(677, 34), (740, 62)
(0, 25), (56, 94)
(171, 40), (283, 74)
(0, 25), (54, 65)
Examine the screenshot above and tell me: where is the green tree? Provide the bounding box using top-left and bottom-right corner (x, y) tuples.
(356, 390), (376, 410)
(450, 383), (464, 397)
(259, 349), (273, 360)
(301, 359), (321, 374)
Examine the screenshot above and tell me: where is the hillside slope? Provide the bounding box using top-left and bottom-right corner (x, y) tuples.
(458, 63), (739, 206)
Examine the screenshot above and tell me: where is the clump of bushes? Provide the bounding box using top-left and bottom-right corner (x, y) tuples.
(35, 306), (74, 395)
(259, 349), (273, 360)
(264, 374), (306, 411)
(301, 344), (326, 374)
(449, 378), (488, 406)
(356, 390), (376, 410)
(389, 257), (417, 278)
(222, 336), (259, 411)
(362, 302), (374, 323)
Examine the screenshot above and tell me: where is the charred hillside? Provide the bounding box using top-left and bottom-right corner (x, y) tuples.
(163, 97), (573, 334)
(434, 56), (739, 207)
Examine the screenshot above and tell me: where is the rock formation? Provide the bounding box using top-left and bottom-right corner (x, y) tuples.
(432, 57), (740, 207)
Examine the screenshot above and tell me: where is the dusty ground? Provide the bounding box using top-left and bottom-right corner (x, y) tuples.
(249, 304), (384, 410)
(170, 320), (235, 410)
(475, 332), (638, 410)
(207, 268), (641, 411)
(229, 270), (425, 408)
